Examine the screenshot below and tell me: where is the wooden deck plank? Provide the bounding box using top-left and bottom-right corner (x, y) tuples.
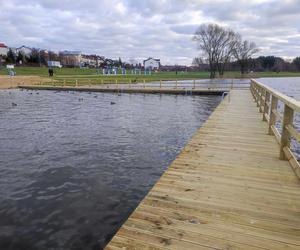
(105, 89), (300, 249)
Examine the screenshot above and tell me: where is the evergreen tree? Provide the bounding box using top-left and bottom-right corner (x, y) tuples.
(293, 57), (300, 71)
(16, 51), (26, 64)
(6, 49), (16, 64)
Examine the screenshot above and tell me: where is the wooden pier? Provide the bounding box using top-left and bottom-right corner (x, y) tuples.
(105, 81), (300, 249)
(18, 85), (226, 95)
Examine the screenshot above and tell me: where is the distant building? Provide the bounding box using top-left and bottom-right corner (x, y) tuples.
(47, 61), (62, 68)
(59, 50), (82, 67)
(16, 45), (33, 56)
(143, 57), (160, 70)
(80, 55), (102, 68)
(0, 43), (9, 56)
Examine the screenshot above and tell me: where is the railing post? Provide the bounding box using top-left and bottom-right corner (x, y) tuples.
(175, 80), (178, 89)
(268, 96), (278, 135)
(258, 86), (263, 111)
(160, 80), (162, 89)
(253, 83), (258, 103)
(263, 91), (270, 121)
(255, 84), (260, 107)
(250, 81), (254, 99)
(280, 104), (294, 160)
(250, 81), (255, 100)
(259, 87), (265, 112)
(193, 80), (196, 89)
(75, 79), (78, 87)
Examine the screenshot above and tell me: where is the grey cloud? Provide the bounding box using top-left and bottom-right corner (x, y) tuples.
(170, 24), (199, 35)
(0, 0), (299, 65)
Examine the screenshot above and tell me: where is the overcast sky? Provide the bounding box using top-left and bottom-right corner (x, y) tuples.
(0, 0), (299, 65)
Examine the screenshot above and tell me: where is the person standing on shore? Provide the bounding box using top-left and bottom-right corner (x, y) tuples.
(48, 68), (54, 77)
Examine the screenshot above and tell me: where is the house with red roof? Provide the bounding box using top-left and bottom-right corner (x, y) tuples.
(0, 43), (9, 56)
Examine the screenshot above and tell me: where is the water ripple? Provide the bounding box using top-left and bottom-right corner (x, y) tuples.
(0, 89), (220, 249)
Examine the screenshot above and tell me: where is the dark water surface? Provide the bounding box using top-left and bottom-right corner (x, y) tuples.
(259, 77), (300, 101)
(0, 89), (221, 250)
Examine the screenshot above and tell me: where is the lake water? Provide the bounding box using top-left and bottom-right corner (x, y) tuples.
(258, 77), (300, 101)
(0, 89), (221, 250)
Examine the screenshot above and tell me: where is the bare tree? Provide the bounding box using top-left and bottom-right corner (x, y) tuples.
(233, 36), (259, 74)
(216, 30), (238, 76)
(192, 57), (205, 67)
(193, 23), (238, 78)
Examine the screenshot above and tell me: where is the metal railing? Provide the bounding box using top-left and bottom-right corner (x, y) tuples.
(36, 78), (250, 90)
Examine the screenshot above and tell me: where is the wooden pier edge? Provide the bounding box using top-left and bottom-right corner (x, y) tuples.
(17, 85), (232, 96)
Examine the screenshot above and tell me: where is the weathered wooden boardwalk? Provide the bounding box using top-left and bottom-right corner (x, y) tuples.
(105, 88), (300, 249)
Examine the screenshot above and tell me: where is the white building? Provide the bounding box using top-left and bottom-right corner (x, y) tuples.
(143, 57), (160, 70)
(0, 43), (9, 56)
(48, 61), (62, 68)
(16, 46), (33, 56)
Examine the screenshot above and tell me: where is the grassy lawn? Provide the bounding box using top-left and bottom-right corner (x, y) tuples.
(1, 66), (300, 85)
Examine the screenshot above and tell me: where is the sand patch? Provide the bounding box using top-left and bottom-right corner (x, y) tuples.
(0, 76), (50, 89)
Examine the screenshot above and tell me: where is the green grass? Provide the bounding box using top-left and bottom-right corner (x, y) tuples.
(0, 66), (97, 76)
(1, 66), (300, 85)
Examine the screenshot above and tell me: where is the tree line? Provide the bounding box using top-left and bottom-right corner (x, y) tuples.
(193, 55), (300, 74)
(1, 49), (142, 69)
(192, 23), (300, 78)
(3, 48), (61, 66)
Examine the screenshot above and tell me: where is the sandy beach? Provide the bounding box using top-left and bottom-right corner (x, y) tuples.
(0, 76), (47, 89)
